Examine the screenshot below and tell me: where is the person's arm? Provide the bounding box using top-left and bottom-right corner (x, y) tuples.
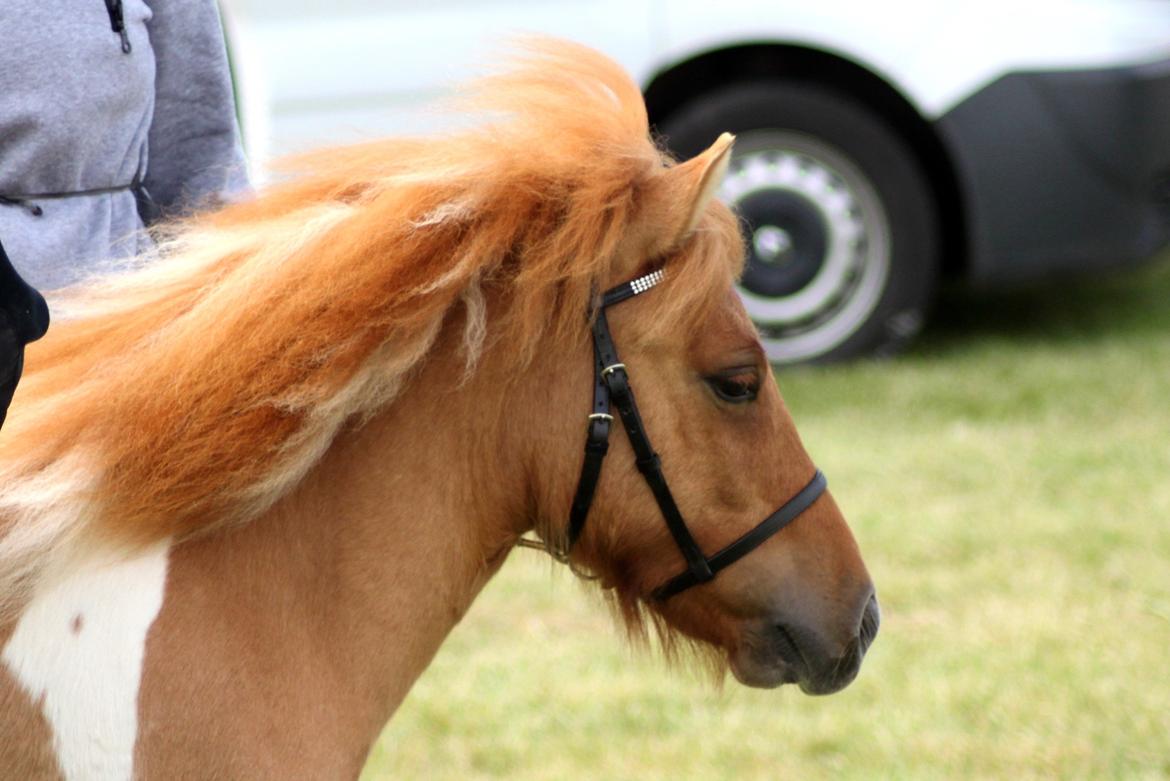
(143, 0), (250, 218)
(0, 239), (49, 430)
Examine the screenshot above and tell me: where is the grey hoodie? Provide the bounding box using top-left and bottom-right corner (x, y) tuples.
(0, 0), (249, 291)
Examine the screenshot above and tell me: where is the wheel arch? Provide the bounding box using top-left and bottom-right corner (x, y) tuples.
(644, 43), (967, 280)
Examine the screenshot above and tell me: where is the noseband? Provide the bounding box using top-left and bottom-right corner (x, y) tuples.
(521, 270), (827, 601)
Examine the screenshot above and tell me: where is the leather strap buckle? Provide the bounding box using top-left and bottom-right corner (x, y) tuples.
(601, 364), (631, 400)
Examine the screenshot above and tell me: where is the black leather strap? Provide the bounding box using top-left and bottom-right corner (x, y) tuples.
(651, 470), (827, 601)
(565, 337), (612, 549)
(593, 308), (713, 583)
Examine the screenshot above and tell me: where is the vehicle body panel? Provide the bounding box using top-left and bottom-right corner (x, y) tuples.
(222, 0), (1170, 290)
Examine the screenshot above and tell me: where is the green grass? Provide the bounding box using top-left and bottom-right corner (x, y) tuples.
(363, 256), (1170, 780)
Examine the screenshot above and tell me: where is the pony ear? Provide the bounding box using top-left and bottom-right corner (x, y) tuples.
(641, 132), (735, 258)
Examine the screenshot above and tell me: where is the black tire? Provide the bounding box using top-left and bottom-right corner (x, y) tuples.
(658, 82), (939, 364)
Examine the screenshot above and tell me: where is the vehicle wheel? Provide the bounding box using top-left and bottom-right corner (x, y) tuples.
(658, 82), (939, 363)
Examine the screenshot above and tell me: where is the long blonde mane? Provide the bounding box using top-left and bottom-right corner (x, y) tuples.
(0, 41), (741, 613)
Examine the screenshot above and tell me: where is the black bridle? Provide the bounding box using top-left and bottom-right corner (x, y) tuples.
(521, 270), (827, 601)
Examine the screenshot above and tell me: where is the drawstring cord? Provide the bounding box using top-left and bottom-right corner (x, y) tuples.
(103, 0), (132, 53)
(0, 177), (154, 219)
(0, 196), (43, 217)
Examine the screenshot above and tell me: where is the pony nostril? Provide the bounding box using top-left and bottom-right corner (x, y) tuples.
(859, 592), (880, 653)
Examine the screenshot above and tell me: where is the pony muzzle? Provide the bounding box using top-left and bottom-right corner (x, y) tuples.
(731, 589), (880, 694)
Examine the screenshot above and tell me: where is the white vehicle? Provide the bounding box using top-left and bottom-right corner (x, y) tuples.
(224, 0), (1170, 362)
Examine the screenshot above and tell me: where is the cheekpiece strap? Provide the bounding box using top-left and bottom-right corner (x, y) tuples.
(591, 307), (713, 583)
(565, 336), (612, 549)
(564, 269), (667, 550)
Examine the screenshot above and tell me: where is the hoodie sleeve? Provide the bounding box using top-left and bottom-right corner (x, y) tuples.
(0, 239), (49, 346)
(0, 237), (49, 430)
(142, 0), (250, 218)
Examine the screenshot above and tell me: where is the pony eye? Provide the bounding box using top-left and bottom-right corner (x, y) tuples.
(707, 369), (760, 403)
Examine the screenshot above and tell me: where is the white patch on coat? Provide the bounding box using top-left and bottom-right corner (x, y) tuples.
(0, 449), (100, 620)
(1, 539), (172, 781)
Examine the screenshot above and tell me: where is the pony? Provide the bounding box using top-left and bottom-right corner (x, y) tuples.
(0, 40), (878, 780)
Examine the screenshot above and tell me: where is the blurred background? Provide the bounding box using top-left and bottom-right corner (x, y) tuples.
(220, 2), (1170, 778)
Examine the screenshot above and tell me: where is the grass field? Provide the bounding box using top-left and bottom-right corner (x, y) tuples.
(362, 255), (1170, 780)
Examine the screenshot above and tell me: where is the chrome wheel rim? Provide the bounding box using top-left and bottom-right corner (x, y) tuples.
(718, 131), (891, 362)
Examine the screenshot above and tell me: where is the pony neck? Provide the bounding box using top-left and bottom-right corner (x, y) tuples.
(295, 343), (534, 725)
(146, 330), (546, 769)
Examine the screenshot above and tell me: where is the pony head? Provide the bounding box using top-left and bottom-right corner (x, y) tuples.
(511, 117), (877, 693)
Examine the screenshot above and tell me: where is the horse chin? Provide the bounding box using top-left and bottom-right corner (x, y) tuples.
(728, 646), (801, 690)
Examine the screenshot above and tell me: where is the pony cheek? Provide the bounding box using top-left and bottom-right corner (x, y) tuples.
(651, 586), (744, 649)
